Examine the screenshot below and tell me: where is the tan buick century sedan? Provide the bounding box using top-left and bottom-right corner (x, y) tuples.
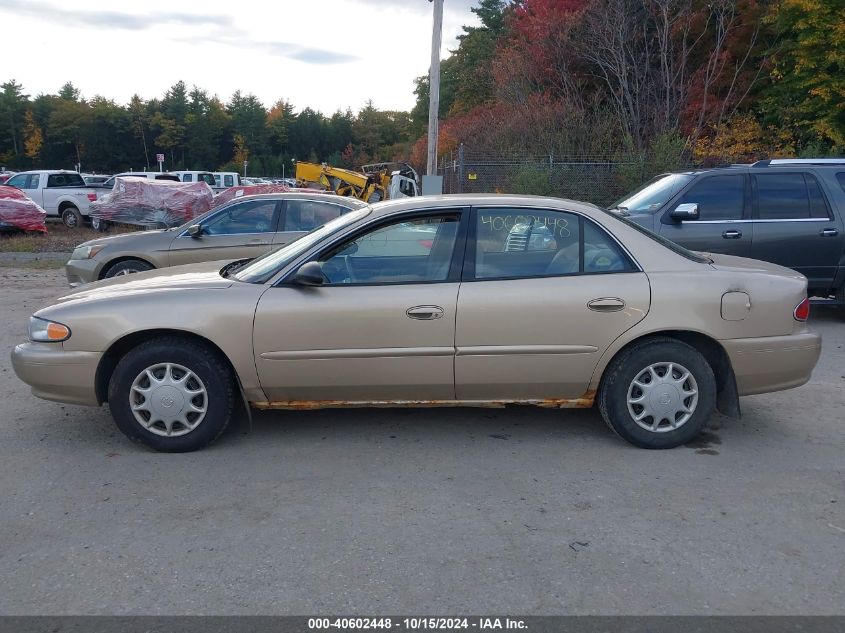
(13, 195), (821, 452)
(65, 192), (364, 286)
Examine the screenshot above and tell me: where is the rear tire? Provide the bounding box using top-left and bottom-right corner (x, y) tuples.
(103, 259), (154, 278)
(108, 336), (235, 452)
(598, 338), (716, 449)
(61, 206), (82, 228)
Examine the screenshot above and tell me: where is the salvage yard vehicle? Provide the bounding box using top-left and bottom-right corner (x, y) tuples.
(65, 192), (365, 286)
(173, 171), (216, 187)
(96, 172), (182, 190)
(5, 170), (99, 228)
(295, 161), (419, 202)
(611, 159), (845, 304)
(13, 194), (821, 453)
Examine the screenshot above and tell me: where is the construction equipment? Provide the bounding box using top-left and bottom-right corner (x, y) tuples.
(294, 161), (419, 202)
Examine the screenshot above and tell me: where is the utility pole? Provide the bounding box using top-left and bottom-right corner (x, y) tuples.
(426, 0), (443, 177)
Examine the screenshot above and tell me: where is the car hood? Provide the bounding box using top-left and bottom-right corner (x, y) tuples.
(55, 260), (234, 304)
(76, 227), (179, 250)
(706, 252), (806, 280)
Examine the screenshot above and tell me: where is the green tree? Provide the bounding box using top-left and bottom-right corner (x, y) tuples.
(0, 80), (29, 159)
(760, 0), (845, 150)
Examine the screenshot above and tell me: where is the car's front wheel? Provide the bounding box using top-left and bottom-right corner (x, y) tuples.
(103, 259), (154, 278)
(598, 338), (716, 449)
(108, 337), (236, 452)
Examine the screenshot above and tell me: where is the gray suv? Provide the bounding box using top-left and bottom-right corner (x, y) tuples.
(612, 159), (845, 302)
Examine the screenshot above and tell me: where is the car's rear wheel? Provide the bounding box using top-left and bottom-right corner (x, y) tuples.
(108, 337), (235, 452)
(598, 338), (716, 449)
(61, 206), (82, 228)
(103, 259), (154, 278)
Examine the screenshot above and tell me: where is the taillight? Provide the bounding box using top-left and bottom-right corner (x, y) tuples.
(793, 298), (810, 321)
(87, 192), (97, 201)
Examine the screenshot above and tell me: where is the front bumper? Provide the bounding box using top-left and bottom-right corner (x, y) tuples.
(722, 331), (822, 396)
(11, 343), (101, 406)
(65, 257), (100, 288)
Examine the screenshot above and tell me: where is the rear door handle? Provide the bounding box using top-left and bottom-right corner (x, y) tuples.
(722, 230), (742, 239)
(820, 228), (839, 237)
(587, 297), (625, 312)
(406, 305), (444, 320)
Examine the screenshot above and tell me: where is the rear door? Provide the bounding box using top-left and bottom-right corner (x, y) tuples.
(271, 198), (354, 248)
(657, 174), (752, 257)
(750, 171), (844, 292)
(6, 173), (44, 206)
(454, 206), (650, 401)
(168, 198), (280, 266)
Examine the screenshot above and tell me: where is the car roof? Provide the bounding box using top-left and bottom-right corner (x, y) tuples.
(367, 193), (601, 218)
(221, 192), (367, 206)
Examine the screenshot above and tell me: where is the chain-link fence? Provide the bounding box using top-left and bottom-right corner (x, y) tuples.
(438, 147), (636, 207)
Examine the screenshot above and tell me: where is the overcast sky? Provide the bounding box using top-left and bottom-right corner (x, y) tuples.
(0, 0), (480, 113)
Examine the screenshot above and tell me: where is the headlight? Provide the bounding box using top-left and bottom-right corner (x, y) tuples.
(29, 316), (71, 342)
(70, 245), (104, 260)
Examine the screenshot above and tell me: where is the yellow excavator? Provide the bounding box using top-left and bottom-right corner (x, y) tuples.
(294, 161), (420, 202)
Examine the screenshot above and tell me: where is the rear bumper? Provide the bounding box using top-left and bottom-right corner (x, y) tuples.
(722, 331), (821, 396)
(11, 343), (101, 406)
(65, 258), (100, 287)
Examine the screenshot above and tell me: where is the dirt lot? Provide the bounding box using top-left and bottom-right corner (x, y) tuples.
(0, 266), (843, 615)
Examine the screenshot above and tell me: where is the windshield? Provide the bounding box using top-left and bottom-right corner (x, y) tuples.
(610, 173), (693, 213)
(233, 208), (371, 283)
(600, 208), (711, 264)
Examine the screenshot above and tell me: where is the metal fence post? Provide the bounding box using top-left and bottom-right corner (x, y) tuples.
(458, 143), (465, 194)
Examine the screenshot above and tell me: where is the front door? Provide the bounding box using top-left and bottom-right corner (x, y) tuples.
(658, 174), (752, 257)
(168, 198), (280, 266)
(253, 211), (466, 402)
(455, 207), (651, 400)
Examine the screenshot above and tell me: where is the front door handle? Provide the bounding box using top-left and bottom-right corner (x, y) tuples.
(722, 230), (742, 239)
(587, 297), (625, 312)
(820, 228), (839, 237)
(406, 305), (444, 320)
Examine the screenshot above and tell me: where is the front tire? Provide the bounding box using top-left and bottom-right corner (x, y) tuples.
(103, 258), (154, 278)
(61, 206), (82, 228)
(598, 338), (716, 449)
(108, 337), (235, 452)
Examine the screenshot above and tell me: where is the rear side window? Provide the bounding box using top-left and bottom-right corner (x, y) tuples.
(47, 173), (84, 187)
(224, 175), (235, 187)
(182, 174), (193, 182)
(676, 175), (745, 220)
(754, 173), (830, 220)
(473, 208), (632, 280)
(836, 173), (845, 194)
(283, 200), (346, 232)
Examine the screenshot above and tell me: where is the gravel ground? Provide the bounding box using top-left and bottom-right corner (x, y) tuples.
(0, 267), (843, 615)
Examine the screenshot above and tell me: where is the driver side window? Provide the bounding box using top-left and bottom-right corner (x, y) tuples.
(202, 199), (279, 235)
(317, 214), (460, 285)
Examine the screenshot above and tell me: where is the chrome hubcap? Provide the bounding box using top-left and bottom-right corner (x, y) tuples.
(114, 269), (134, 276)
(627, 362), (698, 433)
(130, 363), (207, 437)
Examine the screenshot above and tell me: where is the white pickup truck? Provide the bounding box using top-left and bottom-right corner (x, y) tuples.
(5, 170), (99, 228)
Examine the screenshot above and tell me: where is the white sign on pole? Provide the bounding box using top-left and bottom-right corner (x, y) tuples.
(156, 153), (165, 172)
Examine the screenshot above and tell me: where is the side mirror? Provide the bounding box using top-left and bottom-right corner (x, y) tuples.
(291, 261), (325, 286)
(670, 203), (699, 221)
(187, 224), (203, 238)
